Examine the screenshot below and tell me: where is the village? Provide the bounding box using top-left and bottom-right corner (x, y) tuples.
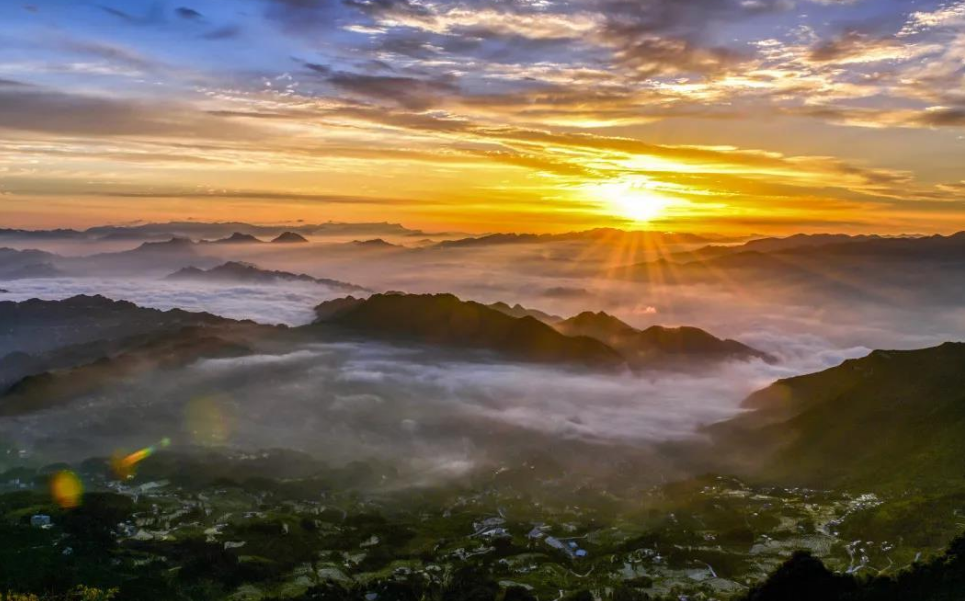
(1, 455), (937, 601)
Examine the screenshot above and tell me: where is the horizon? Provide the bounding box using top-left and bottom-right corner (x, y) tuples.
(3, 218), (965, 241)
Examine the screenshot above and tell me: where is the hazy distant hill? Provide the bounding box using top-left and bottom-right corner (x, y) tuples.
(312, 293), (625, 368)
(644, 231), (965, 271)
(0, 294), (228, 356)
(672, 233), (885, 262)
(271, 232), (309, 243)
(435, 228), (718, 250)
(349, 238), (402, 250)
(486, 301), (564, 324)
(629, 232), (965, 307)
(709, 342), (965, 490)
(0, 248), (63, 280)
(206, 232), (265, 244)
(0, 295), (281, 413)
(556, 311), (774, 367)
(0, 328), (254, 416)
(84, 220), (427, 241)
(0, 228), (86, 240)
(74, 237), (221, 276)
(165, 261), (367, 292)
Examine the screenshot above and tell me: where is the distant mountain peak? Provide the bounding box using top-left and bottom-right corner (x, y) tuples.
(563, 311), (638, 335)
(556, 310), (773, 367)
(271, 232), (309, 243)
(136, 236), (195, 250)
(165, 262), (367, 292)
(212, 232), (264, 244)
(352, 238), (398, 248)
(486, 301), (564, 324)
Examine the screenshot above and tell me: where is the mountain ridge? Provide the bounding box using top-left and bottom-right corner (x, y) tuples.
(312, 292), (626, 369)
(555, 310), (775, 367)
(165, 261), (368, 292)
(707, 341), (965, 491)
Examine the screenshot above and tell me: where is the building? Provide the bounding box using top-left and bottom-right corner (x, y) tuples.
(30, 514), (51, 528)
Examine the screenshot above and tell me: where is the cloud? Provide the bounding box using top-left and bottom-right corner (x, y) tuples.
(808, 31), (907, 64)
(326, 71), (459, 110)
(0, 338), (778, 484)
(175, 6), (203, 21)
(0, 85), (266, 140)
(913, 106), (965, 127)
(900, 1), (965, 36)
(59, 39), (161, 74)
(0, 0), (963, 231)
(98, 3), (165, 26)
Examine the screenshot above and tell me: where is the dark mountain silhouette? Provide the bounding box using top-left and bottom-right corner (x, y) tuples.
(271, 232), (309, 243)
(639, 231), (965, 276)
(434, 229), (716, 250)
(673, 233), (885, 262)
(85, 220), (425, 241)
(0, 228), (86, 240)
(709, 342), (965, 490)
(742, 531), (965, 601)
(208, 232), (264, 244)
(350, 238), (400, 249)
(0, 296), (282, 414)
(486, 301), (563, 324)
(165, 261), (367, 291)
(555, 311), (774, 367)
(0, 328), (254, 416)
(132, 236), (196, 252)
(0, 294), (229, 356)
(311, 293), (625, 368)
(628, 232), (965, 307)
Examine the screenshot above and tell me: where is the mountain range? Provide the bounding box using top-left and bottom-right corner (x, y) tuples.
(0, 295), (284, 413)
(0, 221), (427, 242)
(0, 292), (772, 416)
(431, 228), (724, 250)
(3, 289), (965, 501)
(312, 292), (770, 370)
(554, 310), (775, 367)
(312, 293), (626, 368)
(165, 262), (367, 292)
(0, 295), (229, 357)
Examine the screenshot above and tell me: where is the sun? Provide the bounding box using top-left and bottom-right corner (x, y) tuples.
(616, 189), (672, 222)
(589, 178), (675, 223)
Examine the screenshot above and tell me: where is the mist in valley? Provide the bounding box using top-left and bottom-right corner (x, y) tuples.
(5, 228), (958, 492)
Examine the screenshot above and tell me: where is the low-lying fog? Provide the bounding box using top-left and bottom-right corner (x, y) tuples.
(0, 278), (347, 326)
(1, 342), (785, 486)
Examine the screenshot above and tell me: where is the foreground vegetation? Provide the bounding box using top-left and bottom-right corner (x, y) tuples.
(3, 451), (965, 601)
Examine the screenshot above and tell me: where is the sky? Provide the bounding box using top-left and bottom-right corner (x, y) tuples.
(0, 0), (963, 235)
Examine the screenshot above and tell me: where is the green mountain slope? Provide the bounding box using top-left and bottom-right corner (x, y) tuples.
(555, 310), (774, 368)
(312, 293), (625, 368)
(710, 342), (965, 491)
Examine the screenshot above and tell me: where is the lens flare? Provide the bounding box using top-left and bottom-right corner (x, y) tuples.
(50, 470), (83, 509)
(111, 437), (171, 481)
(186, 395), (232, 445)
